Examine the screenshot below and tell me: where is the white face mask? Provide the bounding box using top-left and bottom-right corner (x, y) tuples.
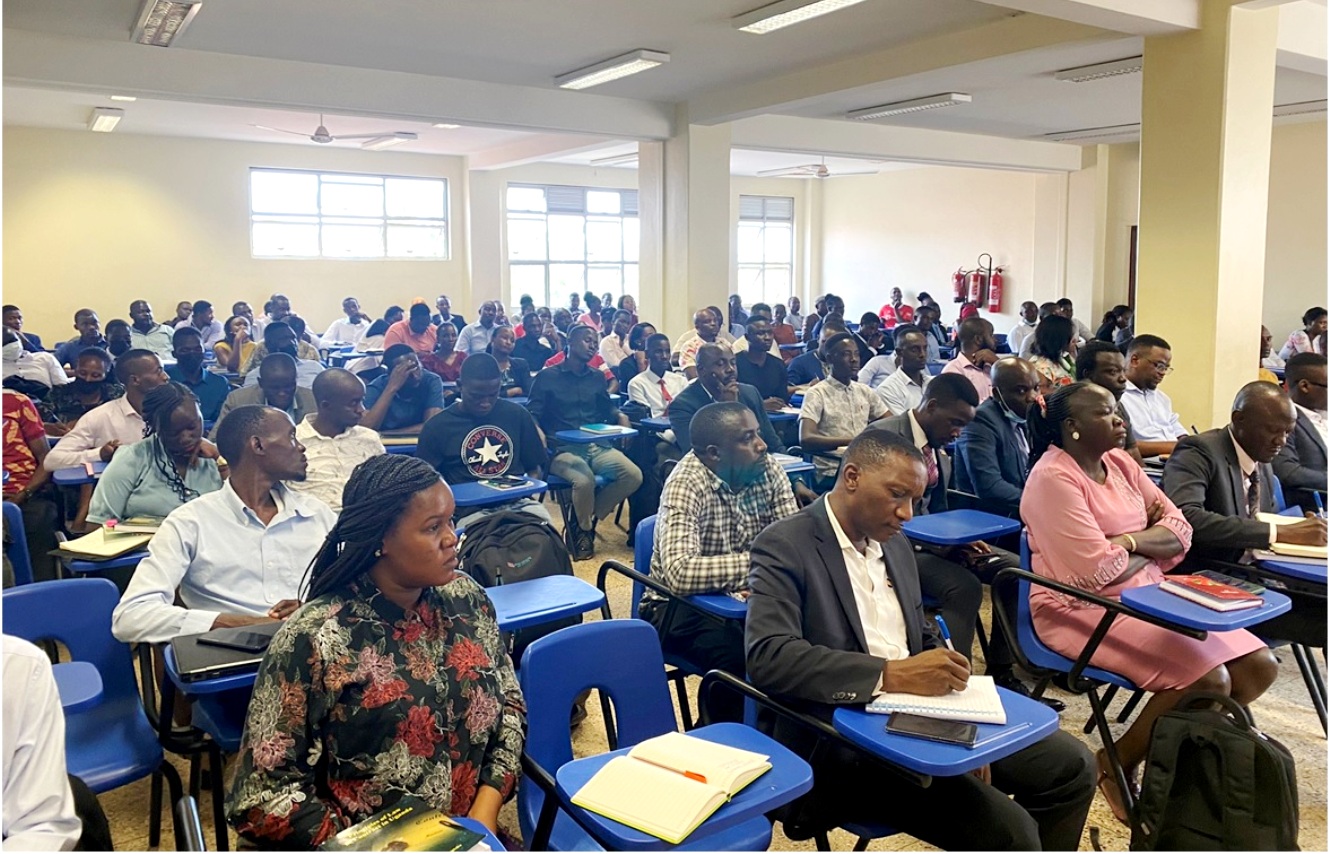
(2, 341), (22, 363)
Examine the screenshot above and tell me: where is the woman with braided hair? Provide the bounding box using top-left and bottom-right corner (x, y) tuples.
(1020, 382), (1276, 824)
(227, 454), (525, 848)
(87, 381), (221, 525)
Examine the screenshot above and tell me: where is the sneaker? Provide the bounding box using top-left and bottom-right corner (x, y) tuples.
(572, 525), (595, 560)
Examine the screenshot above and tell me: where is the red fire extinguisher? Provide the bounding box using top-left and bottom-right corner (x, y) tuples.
(987, 267), (1004, 313)
(967, 269), (984, 305)
(952, 268), (966, 304)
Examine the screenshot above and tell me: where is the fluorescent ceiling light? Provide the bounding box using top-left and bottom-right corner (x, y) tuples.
(554, 50), (669, 90)
(360, 133), (418, 151)
(590, 152), (639, 167)
(110, 95), (138, 102)
(432, 123), (461, 129)
(1053, 56), (1142, 83)
(1273, 100), (1327, 118)
(1044, 124), (1140, 142)
(132, 0), (202, 47)
(88, 107), (124, 133)
(847, 93), (971, 121)
(733, 0), (869, 34)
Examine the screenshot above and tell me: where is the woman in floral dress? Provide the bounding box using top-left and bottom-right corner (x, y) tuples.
(226, 455), (525, 848)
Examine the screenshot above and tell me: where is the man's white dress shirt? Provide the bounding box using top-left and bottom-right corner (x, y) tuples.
(322, 317), (371, 347)
(858, 354), (897, 389)
(1119, 380), (1185, 442)
(173, 319), (225, 348)
(43, 396), (145, 469)
(827, 500), (909, 690)
(2, 351), (71, 390)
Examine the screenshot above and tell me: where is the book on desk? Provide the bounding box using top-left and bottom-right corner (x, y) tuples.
(865, 674), (1007, 725)
(1160, 574), (1264, 611)
(56, 526), (154, 560)
(1255, 512), (1328, 560)
(571, 731), (771, 844)
(579, 423), (629, 435)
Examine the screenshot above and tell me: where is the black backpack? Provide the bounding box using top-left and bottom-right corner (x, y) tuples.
(1132, 692), (1299, 851)
(457, 511), (580, 659)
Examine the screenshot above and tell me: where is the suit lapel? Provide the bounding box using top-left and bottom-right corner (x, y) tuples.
(1301, 412), (1326, 455)
(1217, 433), (1247, 515)
(810, 499), (871, 654)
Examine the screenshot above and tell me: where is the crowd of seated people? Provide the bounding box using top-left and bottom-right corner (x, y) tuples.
(2, 287), (1326, 851)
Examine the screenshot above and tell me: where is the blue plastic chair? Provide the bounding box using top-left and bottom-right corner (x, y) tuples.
(2, 501), (34, 586)
(517, 620), (775, 851)
(3, 578), (185, 846)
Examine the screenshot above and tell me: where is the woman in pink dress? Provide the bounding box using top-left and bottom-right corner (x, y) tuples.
(1021, 382), (1277, 823)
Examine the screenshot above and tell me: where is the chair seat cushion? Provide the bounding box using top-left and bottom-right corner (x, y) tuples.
(66, 698), (165, 793)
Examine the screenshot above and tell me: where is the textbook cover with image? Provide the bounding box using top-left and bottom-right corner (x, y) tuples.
(320, 798), (488, 851)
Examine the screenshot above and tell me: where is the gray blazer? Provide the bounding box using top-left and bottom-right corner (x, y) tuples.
(1272, 409), (1327, 511)
(868, 411), (948, 514)
(1161, 428), (1277, 563)
(209, 384), (318, 440)
(745, 497), (942, 715)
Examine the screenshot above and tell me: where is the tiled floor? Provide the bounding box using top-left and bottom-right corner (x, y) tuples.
(99, 509), (1327, 851)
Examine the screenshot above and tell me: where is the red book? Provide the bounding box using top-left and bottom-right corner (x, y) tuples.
(1159, 575), (1263, 612)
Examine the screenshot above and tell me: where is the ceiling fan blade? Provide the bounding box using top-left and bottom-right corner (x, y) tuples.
(825, 169), (881, 177)
(251, 124), (309, 136)
(332, 132), (417, 141)
(755, 164), (819, 177)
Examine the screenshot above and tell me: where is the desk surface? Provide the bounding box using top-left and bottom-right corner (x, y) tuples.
(485, 575), (605, 633)
(1121, 583), (1293, 632)
(66, 548), (150, 573)
(163, 644), (261, 696)
(768, 409), (799, 422)
(555, 426), (638, 444)
(639, 416), (671, 431)
(53, 661), (104, 713)
(451, 478), (547, 507)
(833, 687), (1059, 776)
(1257, 556), (1328, 584)
(687, 593), (748, 621)
(902, 509), (1022, 546)
(53, 462), (107, 486)
(555, 722), (813, 850)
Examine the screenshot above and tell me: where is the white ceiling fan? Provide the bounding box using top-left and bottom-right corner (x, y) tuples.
(251, 114), (418, 148)
(756, 156), (880, 179)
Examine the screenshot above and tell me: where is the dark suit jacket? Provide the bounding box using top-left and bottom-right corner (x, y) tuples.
(1272, 409), (1327, 511)
(868, 412), (948, 514)
(954, 398), (1027, 516)
(1161, 428), (1276, 563)
(667, 380), (784, 455)
(746, 497), (942, 713)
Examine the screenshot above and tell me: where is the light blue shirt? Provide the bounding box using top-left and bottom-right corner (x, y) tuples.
(129, 324), (175, 359)
(456, 322), (496, 356)
(111, 481), (336, 643)
(88, 438), (223, 525)
(1119, 380), (1185, 442)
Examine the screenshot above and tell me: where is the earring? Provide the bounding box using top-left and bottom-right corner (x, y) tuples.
(374, 548), (382, 557)
(1071, 431), (1081, 441)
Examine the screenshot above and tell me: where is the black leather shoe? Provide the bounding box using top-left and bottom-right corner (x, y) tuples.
(994, 673), (1066, 713)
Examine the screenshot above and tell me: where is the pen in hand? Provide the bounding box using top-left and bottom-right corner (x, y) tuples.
(935, 615), (955, 652)
(1315, 491), (1326, 520)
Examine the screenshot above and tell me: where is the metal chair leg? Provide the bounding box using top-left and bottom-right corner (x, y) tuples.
(852, 836), (871, 852)
(148, 769), (164, 846)
(1292, 643), (1328, 735)
(670, 671), (694, 730)
(1084, 684), (1119, 734)
(814, 831), (832, 851)
(974, 615), (990, 662)
(211, 745), (230, 851)
(1088, 687), (1140, 836)
(1116, 689), (1146, 724)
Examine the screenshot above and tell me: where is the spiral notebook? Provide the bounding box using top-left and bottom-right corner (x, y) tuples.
(865, 675), (1007, 725)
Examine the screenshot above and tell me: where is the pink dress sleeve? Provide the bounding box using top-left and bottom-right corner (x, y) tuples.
(1021, 451), (1132, 594)
(1105, 449), (1192, 571)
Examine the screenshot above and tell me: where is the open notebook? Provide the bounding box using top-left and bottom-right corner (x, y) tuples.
(1255, 513), (1328, 560)
(56, 527), (153, 560)
(570, 731), (771, 844)
(866, 674), (1007, 725)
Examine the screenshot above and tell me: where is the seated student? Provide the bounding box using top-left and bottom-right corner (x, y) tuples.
(3, 390), (60, 582)
(487, 325), (531, 397)
(746, 429), (1095, 850)
(1095, 305), (1133, 345)
(669, 344), (785, 455)
(211, 353), (318, 440)
(916, 304), (948, 362)
(2, 328), (70, 401)
(799, 333), (887, 485)
(1018, 302), (1059, 358)
(322, 296), (371, 347)
(1259, 325), (1283, 382)
(284, 368), (384, 513)
(1273, 352), (1328, 511)
(678, 308), (733, 381)
(112, 405), (335, 644)
(1008, 300), (1040, 358)
(512, 312), (556, 370)
(88, 383), (223, 526)
(1027, 314), (1077, 395)
(1119, 334), (1188, 458)
(955, 357), (1040, 516)
(286, 314), (323, 353)
(45, 349), (169, 469)
(809, 294), (846, 342)
(771, 303), (799, 361)
(214, 315), (255, 373)
(384, 302), (439, 356)
(941, 316), (999, 404)
(541, 332), (620, 393)
(251, 293), (291, 339)
(640, 401), (798, 682)
(421, 317), (467, 383)
(529, 325), (643, 559)
(735, 317), (789, 410)
(431, 293), (467, 332)
(599, 309), (635, 368)
(627, 332), (688, 423)
(1056, 298), (1092, 347)
(730, 303), (778, 357)
(1074, 339), (1145, 466)
(164, 326), (229, 422)
(127, 300), (175, 360)
(417, 354), (551, 527)
(53, 308), (108, 368)
(877, 286), (913, 329)
(1024, 382), (1277, 823)
(1162, 382), (1327, 649)
(361, 344), (446, 433)
(173, 300), (224, 348)
(874, 325), (931, 415)
(1279, 306), (1327, 360)
(787, 321), (841, 390)
(240, 322), (323, 388)
(2, 304), (43, 352)
(173, 300), (194, 327)
(614, 321), (657, 390)
(225, 455), (524, 846)
(38, 347), (124, 436)
(457, 300), (500, 356)
(103, 319), (133, 359)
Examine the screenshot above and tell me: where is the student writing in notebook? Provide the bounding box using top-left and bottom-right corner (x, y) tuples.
(745, 429), (1095, 851)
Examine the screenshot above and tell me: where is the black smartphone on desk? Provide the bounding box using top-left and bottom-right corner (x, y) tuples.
(886, 713), (978, 747)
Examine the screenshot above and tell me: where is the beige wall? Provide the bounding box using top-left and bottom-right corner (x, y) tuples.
(1263, 119), (1328, 344)
(4, 126), (471, 339)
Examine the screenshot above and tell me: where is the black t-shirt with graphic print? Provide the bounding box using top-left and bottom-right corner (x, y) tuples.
(417, 398), (546, 484)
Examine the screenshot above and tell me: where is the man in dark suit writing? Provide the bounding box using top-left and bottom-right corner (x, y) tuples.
(745, 429), (1095, 850)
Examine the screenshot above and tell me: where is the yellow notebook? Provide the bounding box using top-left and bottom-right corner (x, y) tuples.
(570, 731), (771, 844)
(57, 527), (153, 560)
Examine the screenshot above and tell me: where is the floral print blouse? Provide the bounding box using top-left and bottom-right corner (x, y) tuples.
(226, 573), (526, 849)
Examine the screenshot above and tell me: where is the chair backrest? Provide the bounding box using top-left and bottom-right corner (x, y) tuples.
(519, 620), (677, 774)
(1270, 474), (1288, 513)
(2, 578), (137, 706)
(1014, 530), (1055, 659)
(2, 501), (34, 586)
(631, 515), (657, 617)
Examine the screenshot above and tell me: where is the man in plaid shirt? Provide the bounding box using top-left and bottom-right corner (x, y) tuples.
(639, 401), (798, 691)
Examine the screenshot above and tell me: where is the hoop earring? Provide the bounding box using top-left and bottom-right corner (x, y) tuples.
(1071, 431), (1080, 441)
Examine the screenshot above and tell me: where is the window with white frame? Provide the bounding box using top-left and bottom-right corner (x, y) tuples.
(506, 184), (639, 310)
(249, 168), (449, 259)
(736, 195), (794, 307)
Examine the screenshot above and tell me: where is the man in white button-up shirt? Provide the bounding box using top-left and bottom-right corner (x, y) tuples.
(44, 349), (170, 470)
(322, 297), (372, 347)
(112, 404), (336, 644)
(286, 368), (384, 512)
(1119, 334), (1188, 458)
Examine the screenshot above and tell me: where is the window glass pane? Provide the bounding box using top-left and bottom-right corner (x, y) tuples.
(586, 219), (622, 262)
(507, 186), (547, 212)
(507, 217), (547, 261)
(737, 223), (764, 264)
(736, 266), (766, 308)
(622, 264), (639, 299)
(321, 181), (384, 218)
(765, 222), (792, 264)
(253, 221), (319, 257)
(385, 178), (445, 219)
(322, 224), (384, 258)
(320, 174), (382, 185)
(588, 266), (622, 293)
(763, 266), (791, 304)
(586, 190), (621, 214)
(549, 265), (586, 312)
(548, 215), (586, 261)
(252, 171), (318, 215)
(386, 224), (447, 258)
(622, 217), (639, 263)
(510, 264), (548, 307)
